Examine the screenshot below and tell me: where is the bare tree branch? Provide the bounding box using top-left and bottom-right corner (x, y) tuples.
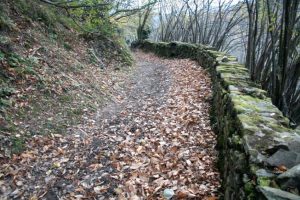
(39, 0), (109, 9)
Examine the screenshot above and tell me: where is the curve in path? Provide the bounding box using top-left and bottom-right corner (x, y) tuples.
(0, 51), (220, 200)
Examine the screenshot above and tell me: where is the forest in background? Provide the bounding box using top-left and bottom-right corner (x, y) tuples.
(148, 0), (300, 127)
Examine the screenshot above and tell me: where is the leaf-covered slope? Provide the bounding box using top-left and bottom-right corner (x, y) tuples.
(0, 0), (133, 157)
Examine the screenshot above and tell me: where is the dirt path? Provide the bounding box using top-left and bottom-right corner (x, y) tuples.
(0, 51), (220, 200)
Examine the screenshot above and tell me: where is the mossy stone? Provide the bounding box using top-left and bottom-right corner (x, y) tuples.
(258, 177), (271, 187)
(245, 181), (255, 195)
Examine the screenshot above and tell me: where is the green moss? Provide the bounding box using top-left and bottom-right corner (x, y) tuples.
(240, 88), (267, 100)
(221, 77), (258, 89)
(218, 63), (246, 68)
(231, 94), (281, 116)
(231, 134), (242, 147)
(250, 164), (259, 174)
(238, 112), (290, 137)
(167, 42), (199, 58)
(257, 177), (271, 187)
(220, 72), (250, 81)
(232, 95), (262, 114)
(140, 40), (206, 60)
(227, 56), (238, 62)
(244, 181), (255, 194)
(216, 65), (249, 75)
(155, 42), (169, 57)
(246, 192), (256, 200)
(207, 50), (226, 57)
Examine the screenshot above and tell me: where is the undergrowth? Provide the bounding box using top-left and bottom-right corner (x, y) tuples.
(0, 0), (134, 157)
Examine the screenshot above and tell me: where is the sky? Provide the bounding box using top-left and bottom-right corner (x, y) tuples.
(135, 0), (243, 7)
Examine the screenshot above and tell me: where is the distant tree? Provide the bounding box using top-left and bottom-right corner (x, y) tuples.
(137, 1), (157, 41)
(154, 0), (245, 52)
(38, 0), (158, 35)
(243, 0), (300, 126)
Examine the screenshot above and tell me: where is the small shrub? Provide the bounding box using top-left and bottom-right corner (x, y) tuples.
(87, 48), (98, 65)
(0, 36), (13, 53)
(0, 51), (4, 61)
(63, 42), (72, 51)
(0, 3), (15, 31)
(0, 86), (15, 98)
(0, 16), (12, 31)
(11, 136), (25, 154)
(7, 53), (24, 67)
(0, 98), (12, 107)
(59, 16), (77, 30)
(49, 32), (58, 42)
(116, 38), (134, 66)
(5, 53), (41, 79)
(15, 0), (50, 25)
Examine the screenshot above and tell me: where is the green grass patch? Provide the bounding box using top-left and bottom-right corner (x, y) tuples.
(0, 51), (5, 61)
(13, 0), (77, 31)
(0, 86), (15, 98)
(0, 3), (15, 31)
(11, 136), (25, 154)
(59, 94), (73, 103)
(6, 53), (40, 76)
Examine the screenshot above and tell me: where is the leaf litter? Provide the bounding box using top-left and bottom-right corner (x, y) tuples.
(0, 51), (220, 199)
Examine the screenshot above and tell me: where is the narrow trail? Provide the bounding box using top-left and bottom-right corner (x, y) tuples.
(0, 51), (220, 200)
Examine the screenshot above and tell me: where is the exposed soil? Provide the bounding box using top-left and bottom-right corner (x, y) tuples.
(0, 51), (220, 200)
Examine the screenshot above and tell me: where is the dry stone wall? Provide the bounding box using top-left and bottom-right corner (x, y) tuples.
(136, 40), (300, 200)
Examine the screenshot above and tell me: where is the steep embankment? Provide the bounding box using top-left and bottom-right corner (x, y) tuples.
(0, 0), (132, 157)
